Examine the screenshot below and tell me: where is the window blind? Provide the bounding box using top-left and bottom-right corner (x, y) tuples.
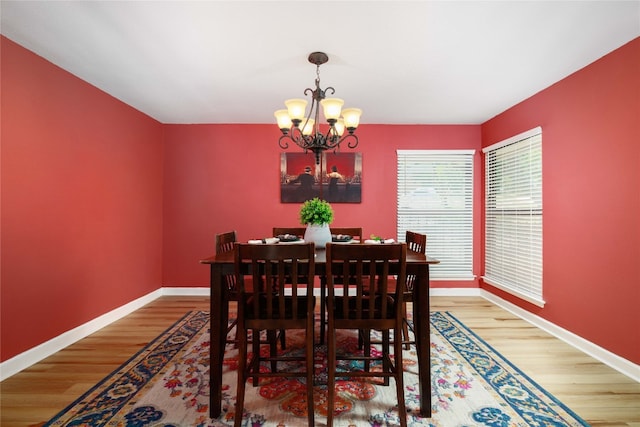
(483, 127), (544, 306)
(397, 150), (474, 280)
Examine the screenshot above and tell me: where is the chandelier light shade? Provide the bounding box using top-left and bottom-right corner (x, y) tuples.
(320, 98), (344, 120)
(275, 52), (362, 164)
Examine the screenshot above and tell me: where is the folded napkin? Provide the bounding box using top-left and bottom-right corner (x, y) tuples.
(364, 239), (396, 244)
(248, 237), (279, 244)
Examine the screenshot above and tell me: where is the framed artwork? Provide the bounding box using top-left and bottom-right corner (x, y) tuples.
(280, 152), (362, 203)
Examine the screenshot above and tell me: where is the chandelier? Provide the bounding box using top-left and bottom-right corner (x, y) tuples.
(275, 52), (362, 165)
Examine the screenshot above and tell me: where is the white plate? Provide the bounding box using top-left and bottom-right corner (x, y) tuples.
(278, 239), (307, 244)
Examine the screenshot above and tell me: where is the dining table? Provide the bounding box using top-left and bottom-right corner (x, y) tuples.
(200, 241), (439, 419)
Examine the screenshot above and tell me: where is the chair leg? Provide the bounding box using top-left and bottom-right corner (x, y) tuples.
(402, 302), (411, 350)
(252, 329), (260, 386)
(363, 329), (371, 373)
(326, 328), (336, 427)
(381, 330), (390, 386)
(306, 318), (315, 426)
(234, 329), (247, 427)
(320, 281), (327, 344)
(267, 330), (278, 373)
(393, 326), (407, 427)
(226, 319), (239, 347)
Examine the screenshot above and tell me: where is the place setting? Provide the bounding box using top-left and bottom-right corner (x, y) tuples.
(363, 234), (395, 244)
(331, 233), (358, 243)
(247, 234), (306, 244)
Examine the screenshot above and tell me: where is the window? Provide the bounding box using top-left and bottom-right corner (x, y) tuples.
(483, 127), (543, 306)
(397, 150), (474, 280)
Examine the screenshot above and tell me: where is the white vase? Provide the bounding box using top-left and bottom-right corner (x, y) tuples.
(304, 223), (332, 249)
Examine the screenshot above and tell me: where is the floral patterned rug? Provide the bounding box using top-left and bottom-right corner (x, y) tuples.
(44, 310), (589, 427)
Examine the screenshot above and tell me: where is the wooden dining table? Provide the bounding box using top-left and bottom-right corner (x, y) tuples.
(200, 243), (439, 419)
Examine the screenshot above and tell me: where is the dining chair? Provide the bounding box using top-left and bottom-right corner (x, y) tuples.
(401, 230), (427, 349)
(216, 231), (286, 350)
(215, 230), (239, 346)
(325, 242), (408, 427)
(317, 227), (364, 344)
(361, 230), (427, 351)
(233, 242), (316, 427)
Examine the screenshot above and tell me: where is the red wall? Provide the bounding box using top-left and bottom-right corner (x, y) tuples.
(3, 33), (638, 367)
(1, 37), (164, 361)
(481, 38), (640, 363)
(161, 124), (482, 287)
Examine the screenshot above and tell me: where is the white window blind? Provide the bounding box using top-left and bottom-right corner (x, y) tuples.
(397, 150), (474, 280)
(483, 127), (543, 306)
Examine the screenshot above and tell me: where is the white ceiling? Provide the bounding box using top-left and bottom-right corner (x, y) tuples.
(1, 1), (638, 125)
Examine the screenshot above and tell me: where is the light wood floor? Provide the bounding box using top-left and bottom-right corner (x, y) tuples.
(1, 296), (638, 427)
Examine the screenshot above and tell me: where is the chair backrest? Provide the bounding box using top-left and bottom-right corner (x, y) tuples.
(216, 230), (237, 254)
(329, 227), (363, 241)
(405, 230), (426, 254)
(272, 227), (306, 239)
(235, 243), (316, 324)
(403, 231), (426, 293)
(404, 231), (426, 293)
(326, 243), (407, 325)
(216, 231), (237, 292)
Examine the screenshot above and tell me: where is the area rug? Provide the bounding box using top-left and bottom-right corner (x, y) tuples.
(44, 310), (590, 427)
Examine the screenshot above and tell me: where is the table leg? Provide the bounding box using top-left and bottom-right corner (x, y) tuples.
(413, 263), (432, 417)
(209, 263), (226, 419)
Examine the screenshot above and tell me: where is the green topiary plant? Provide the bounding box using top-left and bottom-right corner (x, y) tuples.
(299, 197), (334, 225)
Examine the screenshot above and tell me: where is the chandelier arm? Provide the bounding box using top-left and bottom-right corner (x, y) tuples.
(301, 135), (315, 150)
(342, 133), (359, 150)
(278, 135), (291, 149)
(313, 99), (321, 138)
(289, 129), (315, 151)
(298, 86), (321, 143)
(286, 127), (307, 150)
(320, 128), (339, 150)
(347, 134), (359, 149)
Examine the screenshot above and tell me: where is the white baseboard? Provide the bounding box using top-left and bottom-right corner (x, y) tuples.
(431, 287), (482, 297)
(3, 286), (637, 384)
(0, 289), (162, 381)
(161, 287), (210, 296)
(480, 289), (640, 383)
